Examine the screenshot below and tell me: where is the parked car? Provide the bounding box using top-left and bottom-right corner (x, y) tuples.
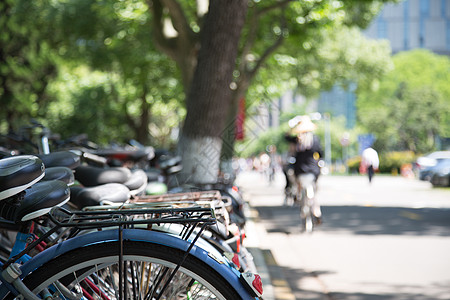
(429, 158), (450, 187)
(415, 151), (450, 181)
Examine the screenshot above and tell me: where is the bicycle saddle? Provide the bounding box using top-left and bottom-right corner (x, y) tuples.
(0, 155), (45, 201)
(18, 180), (70, 221)
(37, 151), (81, 169)
(0, 179), (70, 222)
(69, 183), (130, 209)
(166, 164), (183, 175)
(74, 165), (131, 187)
(159, 156), (182, 170)
(43, 167), (75, 186)
(124, 169), (147, 196)
(93, 147), (154, 163)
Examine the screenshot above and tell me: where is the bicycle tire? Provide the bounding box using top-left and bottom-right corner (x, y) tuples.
(22, 240), (242, 300)
(299, 189), (313, 233)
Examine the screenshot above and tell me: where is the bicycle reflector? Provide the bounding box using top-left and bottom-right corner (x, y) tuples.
(224, 252), (241, 269)
(240, 272), (263, 297)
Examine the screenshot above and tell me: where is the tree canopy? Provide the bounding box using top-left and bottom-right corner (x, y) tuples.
(0, 0), (59, 132)
(357, 49), (450, 154)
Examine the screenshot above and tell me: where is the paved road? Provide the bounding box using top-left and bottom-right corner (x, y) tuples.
(237, 171), (450, 300)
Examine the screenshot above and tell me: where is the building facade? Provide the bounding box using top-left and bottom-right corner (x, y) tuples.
(365, 0), (450, 55)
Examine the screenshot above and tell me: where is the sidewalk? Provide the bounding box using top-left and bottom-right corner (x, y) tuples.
(239, 171), (297, 300)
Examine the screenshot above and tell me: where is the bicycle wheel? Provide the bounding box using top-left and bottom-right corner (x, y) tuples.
(299, 189), (313, 233)
(22, 240), (242, 300)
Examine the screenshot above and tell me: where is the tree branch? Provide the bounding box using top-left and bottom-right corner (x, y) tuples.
(148, 0), (199, 88)
(240, 0), (294, 72)
(149, 0), (177, 58)
(161, 0), (195, 40)
(256, 0), (295, 16)
(247, 6), (288, 81)
(239, 5), (258, 76)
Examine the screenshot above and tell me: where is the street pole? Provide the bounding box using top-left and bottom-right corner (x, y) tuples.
(340, 131), (350, 174)
(324, 113), (332, 173)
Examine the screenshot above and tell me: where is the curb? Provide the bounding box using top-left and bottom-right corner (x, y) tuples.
(261, 249), (296, 300)
(244, 203), (296, 300)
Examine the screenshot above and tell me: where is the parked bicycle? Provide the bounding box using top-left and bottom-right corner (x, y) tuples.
(2, 123), (257, 273)
(0, 155), (263, 299)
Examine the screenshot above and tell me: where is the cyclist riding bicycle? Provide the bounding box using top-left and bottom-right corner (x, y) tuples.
(288, 115), (324, 225)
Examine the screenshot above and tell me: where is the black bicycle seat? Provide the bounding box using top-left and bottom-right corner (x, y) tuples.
(38, 151), (81, 169)
(17, 180), (70, 222)
(123, 169), (147, 196)
(166, 164), (183, 175)
(74, 165), (131, 187)
(43, 167), (75, 186)
(93, 147), (153, 163)
(69, 183), (130, 209)
(159, 156), (182, 170)
(0, 155), (45, 201)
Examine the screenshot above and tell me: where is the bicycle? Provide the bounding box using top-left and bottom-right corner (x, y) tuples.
(0, 155), (263, 299)
(296, 173), (320, 233)
(4, 130), (256, 276)
(3, 128), (257, 277)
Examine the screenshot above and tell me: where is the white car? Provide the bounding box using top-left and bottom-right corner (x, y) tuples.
(416, 151), (450, 180)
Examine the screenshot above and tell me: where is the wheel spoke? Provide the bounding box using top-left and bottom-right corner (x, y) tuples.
(26, 241), (236, 299)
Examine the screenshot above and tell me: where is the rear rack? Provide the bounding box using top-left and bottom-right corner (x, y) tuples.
(81, 190), (230, 231)
(131, 190), (230, 223)
(48, 205), (216, 229)
(4, 205), (217, 270)
(132, 190), (223, 203)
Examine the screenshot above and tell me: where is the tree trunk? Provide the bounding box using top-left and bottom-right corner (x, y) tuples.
(176, 0), (248, 185)
(219, 87), (246, 180)
(136, 95), (151, 144)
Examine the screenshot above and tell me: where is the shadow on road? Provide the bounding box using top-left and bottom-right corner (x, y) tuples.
(279, 265), (450, 300)
(255, 205), (450, 237)
(325, 290), (450, 300)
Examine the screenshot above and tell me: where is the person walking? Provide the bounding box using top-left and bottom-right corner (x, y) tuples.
(361, 147), (379, 183)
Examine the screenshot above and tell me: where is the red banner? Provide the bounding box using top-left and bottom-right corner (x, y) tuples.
(235, 97), (245, 140)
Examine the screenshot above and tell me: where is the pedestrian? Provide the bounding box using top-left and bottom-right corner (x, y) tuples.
(282, 133), (298, 205)
(361, 147), (379, 183)
(259, 152), (271, 180)
(267, 145), (278, 184)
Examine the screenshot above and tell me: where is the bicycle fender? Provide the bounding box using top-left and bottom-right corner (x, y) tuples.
(19, 229), (258, 299)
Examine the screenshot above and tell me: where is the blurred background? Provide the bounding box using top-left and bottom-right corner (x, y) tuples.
(1, 0), (449, 182)
(2, 1), (450, 298)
